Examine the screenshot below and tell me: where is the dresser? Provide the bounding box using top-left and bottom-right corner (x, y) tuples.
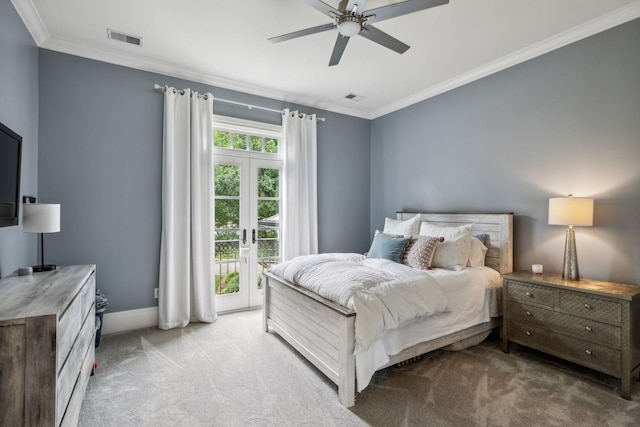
(0, 265), (96, 426)
(502, 272), (640, 399)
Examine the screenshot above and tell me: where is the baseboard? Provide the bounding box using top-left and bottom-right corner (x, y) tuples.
(101, 306), (158, 336)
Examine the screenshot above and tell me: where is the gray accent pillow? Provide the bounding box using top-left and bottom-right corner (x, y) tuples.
(367, 232), (411, 263)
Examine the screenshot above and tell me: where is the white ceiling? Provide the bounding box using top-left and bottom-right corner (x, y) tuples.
(12, 0), (640, 119)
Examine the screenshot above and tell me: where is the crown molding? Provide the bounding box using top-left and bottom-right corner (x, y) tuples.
(371, 1), (640, 119)
(11, 0), (48, 45)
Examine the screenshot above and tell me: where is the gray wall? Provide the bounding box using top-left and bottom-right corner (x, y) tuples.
(38, 50), (370, 312)
(0, 1), (39, 278)
(371, 18), (640, 285)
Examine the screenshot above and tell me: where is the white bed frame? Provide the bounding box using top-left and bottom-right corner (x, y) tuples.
(263, 212), (513, 407)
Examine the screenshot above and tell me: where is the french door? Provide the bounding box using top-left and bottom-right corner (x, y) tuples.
(214, 154), (281, 312)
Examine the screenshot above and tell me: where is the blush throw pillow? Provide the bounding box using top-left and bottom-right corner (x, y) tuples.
(419, 223), (474, 270)
(402, 236), (444, 270)
(367, 232), (411, 263)
(383, 214), (421, 237)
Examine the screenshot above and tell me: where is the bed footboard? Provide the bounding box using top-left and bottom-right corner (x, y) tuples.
(263, 271), (357, 407)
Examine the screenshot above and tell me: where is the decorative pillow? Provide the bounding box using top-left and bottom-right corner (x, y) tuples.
(419, 223), (474, 270)
(467, 237), (489, 267)
(402, 236), (444, 270)
(383, 214), (420, 237)
(367, 232), (411, 263)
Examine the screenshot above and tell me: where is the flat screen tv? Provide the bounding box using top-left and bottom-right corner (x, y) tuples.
(0, 121), (22, 227)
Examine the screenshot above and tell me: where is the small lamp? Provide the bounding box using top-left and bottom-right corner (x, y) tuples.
(23, 203), (60, 272)
(548, 195), (593, 281)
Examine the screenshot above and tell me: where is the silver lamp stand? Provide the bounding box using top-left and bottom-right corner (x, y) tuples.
(562, 225), (579, 281)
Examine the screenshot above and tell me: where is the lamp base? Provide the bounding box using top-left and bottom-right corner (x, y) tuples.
(32, 264), (57, 273)
(562, 227), (579, 281)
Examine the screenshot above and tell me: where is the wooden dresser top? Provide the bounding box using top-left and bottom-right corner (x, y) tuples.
(0, 265), (95, 321)
(503, 271), (640, 301)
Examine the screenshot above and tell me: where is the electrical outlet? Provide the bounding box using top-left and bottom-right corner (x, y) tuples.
(154, 288), (159, 299)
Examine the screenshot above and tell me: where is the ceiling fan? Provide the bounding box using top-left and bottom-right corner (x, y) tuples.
(269, 0), (449, 66)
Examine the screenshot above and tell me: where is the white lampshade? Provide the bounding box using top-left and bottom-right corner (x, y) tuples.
(548, 197), (593, 227)
(23, 204), (61, 233)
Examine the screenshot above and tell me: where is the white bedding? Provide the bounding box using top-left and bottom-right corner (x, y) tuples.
(268, 253), (449, 353)
(355, 266), (502, 391)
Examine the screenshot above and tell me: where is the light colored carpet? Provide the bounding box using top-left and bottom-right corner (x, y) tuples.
(79, 309), (640, 426)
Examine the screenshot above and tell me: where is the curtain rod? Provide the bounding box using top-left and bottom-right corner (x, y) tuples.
(153, 84), (325, 122)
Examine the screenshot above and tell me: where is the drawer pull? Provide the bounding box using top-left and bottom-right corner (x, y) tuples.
(585, 349), (592, 356)
(585, 326), (592, 332)
(526, 311), (531, 316)
(526, 331), (531, 336)
(584, 303), (592, 310)
(526, 292), (533, 298)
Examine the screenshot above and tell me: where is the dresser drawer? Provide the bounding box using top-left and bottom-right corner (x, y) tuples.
(506, 303), (621, 348)
(80, 273), (96, 320)
(509, 321), (621, 376)
(58, 294), (82, 371)
(559, 291), (621, 324)
(506, 280), (554, 308)
(56, 306), (95, 424)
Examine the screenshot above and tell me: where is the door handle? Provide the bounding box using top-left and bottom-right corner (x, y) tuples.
(252, 229), (256, 244)
(242, 229), (247, 245)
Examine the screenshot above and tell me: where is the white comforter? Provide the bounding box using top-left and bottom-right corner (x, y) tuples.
(268, 253), (449, 354)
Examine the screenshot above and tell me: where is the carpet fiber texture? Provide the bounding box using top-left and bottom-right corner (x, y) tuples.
(79, 309), (640, 426)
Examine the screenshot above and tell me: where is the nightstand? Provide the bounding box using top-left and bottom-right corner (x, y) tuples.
(502, 271), (640, 399)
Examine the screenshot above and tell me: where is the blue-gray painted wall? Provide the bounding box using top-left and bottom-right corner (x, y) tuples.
(0, 0), (39, 277)
(37, 50), (371, 312)
(371, 18), (640, 285)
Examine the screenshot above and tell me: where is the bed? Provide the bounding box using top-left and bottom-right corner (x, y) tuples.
(263, 212), (513, 407)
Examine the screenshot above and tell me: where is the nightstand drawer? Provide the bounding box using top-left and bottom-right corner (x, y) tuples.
(509, 321), (621, 376)
(506, 303), (621, 348)
(506, 280), (554, 307)
(559, 291), (621, 324)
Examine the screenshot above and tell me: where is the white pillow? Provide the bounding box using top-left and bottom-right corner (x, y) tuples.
(467, 237), (488, 267)
(419, 223), (474, 270)
(383, 214), (420, 237)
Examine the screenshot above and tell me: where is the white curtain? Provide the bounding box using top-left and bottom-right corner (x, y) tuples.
(158, 87), (216, 330)
(281, 109), (318, 261)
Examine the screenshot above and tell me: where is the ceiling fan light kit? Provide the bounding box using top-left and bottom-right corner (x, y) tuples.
(269, 0), (449, 66)
(337, 17), (362, 37)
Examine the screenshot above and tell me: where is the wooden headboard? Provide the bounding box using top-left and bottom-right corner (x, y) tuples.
(396, 212), (514, 274)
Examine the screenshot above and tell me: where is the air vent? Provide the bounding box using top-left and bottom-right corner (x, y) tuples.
(107, 29), (142, 46)
(344, 93), (365, 102)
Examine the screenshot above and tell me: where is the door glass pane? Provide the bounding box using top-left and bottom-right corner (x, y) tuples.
(215, 164), (239, 196)
(249, 135), (263, 152)
(256, 167), (280, 290)
(233, 133), (247, 150)
(264, 138), (278, 154)
(214, 131), (231, 148)
(214, 163), (241, 295)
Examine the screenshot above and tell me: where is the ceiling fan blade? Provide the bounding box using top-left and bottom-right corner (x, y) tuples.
(365, 0), (448, 24)
(303, 0), (342, 18)
(269, 23), (336, 44)
(359, 25), (409, 54)
(329, 35), (350, 66)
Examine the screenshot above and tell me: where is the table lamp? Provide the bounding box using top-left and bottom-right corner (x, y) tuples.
(23, 203), (60, 272)
(548, 195), (593, 281)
